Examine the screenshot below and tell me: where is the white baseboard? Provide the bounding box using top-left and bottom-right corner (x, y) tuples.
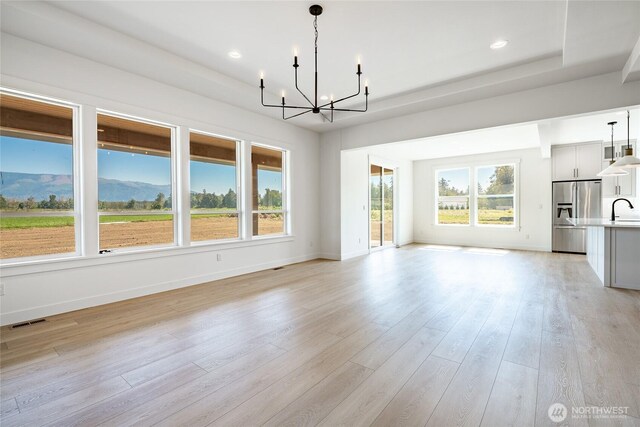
(412, 239), (551, 252)
(341, 249), (370, 260)
(0, 253), (320, 326)
(317, 252), (341, 261)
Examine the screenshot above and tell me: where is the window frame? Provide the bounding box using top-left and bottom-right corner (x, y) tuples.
(250, 142), (289, 238)
(95, 109), (179, 254)
(434, 167), (471, 227)
(188, 129), (243, 245)
(434, 161), (519, 229)
(0, 89), (82, 264)
(474, 162), (517, 228)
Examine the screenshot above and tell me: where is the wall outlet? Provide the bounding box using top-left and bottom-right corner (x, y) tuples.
(217, 254), (222, 261)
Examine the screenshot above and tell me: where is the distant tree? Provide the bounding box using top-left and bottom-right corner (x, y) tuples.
(261, 188), (282, 208)
(484, 166), (514, 209)
(164, 195), (172, 209)
(485, 166), (514, 195)
(438, 177), (450, 196)
(151, 192), (165, 210)
(126, 198), (136, 209)
(0, 194), (7, 209)
(222, 189), (237, 209)
(438, 177), (467, 196)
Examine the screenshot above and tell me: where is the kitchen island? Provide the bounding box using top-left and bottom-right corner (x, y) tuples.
(570, 218), (640, 290)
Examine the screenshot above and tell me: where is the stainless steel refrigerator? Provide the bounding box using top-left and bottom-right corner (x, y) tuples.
(552, 180), (601, 254)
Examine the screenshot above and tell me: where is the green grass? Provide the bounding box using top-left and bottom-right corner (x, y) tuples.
(438, 209), (513, 225)
(0, 216), (75, 229)
(99, 214), (173, 223)
(0, 214), (179, 230)
(438, 209), (470, 225)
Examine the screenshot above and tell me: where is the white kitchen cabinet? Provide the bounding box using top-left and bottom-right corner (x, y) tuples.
(584, 224), (640, 290)
(576, 143), (603, 179)
(552, 145), (578, 181)
(602, 139), (637, 162)
(552, 142), (602, 181)
(600, 160), (636, 197)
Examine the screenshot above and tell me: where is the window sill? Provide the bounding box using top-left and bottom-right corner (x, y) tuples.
(0, 234), (294, 277)
(433, 223), (520, 231)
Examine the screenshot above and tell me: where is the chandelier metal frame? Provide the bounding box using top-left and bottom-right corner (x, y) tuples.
(259, 4), (369, 122)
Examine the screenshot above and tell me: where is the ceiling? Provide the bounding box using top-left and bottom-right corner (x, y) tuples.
(1, 1), (639, 132)
(364, 108), (640, 161)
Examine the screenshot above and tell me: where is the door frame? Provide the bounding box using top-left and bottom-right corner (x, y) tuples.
(368, 155), (399, 252)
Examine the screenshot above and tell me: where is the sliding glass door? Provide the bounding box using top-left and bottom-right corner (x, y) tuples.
(370, 164), (394, 249)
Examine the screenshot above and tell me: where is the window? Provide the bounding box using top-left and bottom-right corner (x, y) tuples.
(436, 168), (470, 225)
(97, 112), (175, 251)
(435, 163), (517, 228)
(251, 144), (287, 236)
(476, 164), (515, 226)
(0, 92), (79, 260)
(190, 131), (240, 242)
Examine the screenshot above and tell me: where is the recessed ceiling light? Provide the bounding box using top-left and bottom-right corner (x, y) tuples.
(228, 50), (242, 59)
(320, 95), (329, 101)
(490, 40), (508, 50)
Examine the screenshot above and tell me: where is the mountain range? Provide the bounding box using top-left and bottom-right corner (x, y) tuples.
(0, 171), (171, 201)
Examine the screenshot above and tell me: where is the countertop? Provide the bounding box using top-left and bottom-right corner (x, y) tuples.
(569, 218), (640, 228)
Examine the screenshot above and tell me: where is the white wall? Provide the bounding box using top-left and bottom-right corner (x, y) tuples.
(413, 148), (552, 251)
(0, 35), (320, 325)
(340, 149), (414, 260)
(319, 130), (342, 260)
(319, 73), (640, 257)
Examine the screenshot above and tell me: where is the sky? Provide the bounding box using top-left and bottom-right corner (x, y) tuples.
(438, 168), (469, 194)
(0, 136), (72, 175)
(439, 166), (505, 194)
(1, 136), (282, 196)
(476, 166), (495, 191)
(98, 148), (170, 185)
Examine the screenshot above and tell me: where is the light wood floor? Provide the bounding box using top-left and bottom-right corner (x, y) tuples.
(1, 245), (639, 426)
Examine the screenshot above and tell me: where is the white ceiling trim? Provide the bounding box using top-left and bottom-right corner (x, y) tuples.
(622, 34), (640, 83)
(1, 1), (639, 133)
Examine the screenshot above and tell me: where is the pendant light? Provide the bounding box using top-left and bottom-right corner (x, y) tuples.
(597, 121), (629, 176)
(259, 4), (369, 122)
(611, 110), (640, 168)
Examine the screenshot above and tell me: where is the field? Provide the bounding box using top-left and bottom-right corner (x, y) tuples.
(0, 214), (284, 259)
(438, 209), (514, 225)
(370, 209), (393, 245)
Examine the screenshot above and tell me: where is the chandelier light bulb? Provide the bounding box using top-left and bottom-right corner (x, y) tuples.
(260, 71), (264, 79)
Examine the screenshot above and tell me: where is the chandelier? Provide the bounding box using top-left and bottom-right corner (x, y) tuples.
(259, 4), (369, 122)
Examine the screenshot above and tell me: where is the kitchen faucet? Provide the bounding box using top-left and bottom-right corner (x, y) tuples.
(611, 198), (635, 221)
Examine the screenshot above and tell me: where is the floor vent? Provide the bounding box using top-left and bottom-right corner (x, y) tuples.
(11, 318), (46, 329)
(273, 266), (284, 271)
